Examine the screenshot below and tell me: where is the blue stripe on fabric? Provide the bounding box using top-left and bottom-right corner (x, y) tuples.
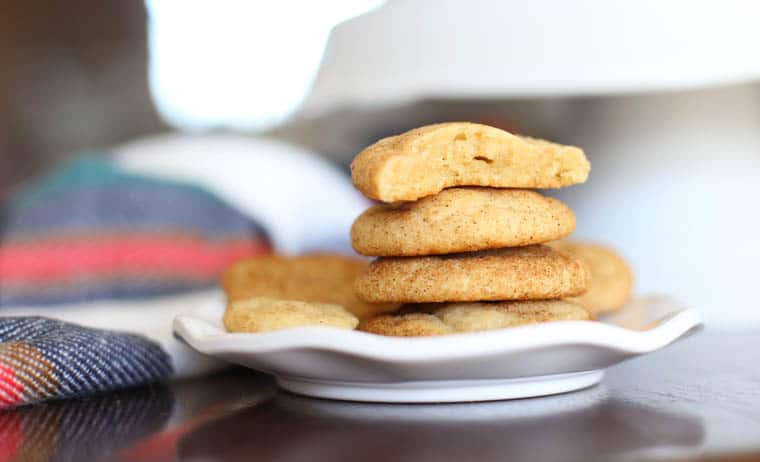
(4, 179), (266, 243)
(0, 280), (214, 307)
(15, 156), (219, 209)
(0, 317), (62, 341)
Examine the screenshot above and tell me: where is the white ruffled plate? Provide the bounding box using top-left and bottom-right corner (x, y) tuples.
(173, 296), (701, 403)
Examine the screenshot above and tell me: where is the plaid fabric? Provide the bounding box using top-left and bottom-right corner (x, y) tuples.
(0, 317), (172, 408)
(0, 156), (273, 408)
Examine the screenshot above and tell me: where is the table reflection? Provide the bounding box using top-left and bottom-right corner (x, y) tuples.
(179, 384), (704, 462)
(0, 368), (272, 462)
(0, 368), (706, 462)
(0, 385), (171, 462)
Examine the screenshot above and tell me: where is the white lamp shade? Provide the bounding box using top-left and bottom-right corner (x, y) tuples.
(301, 0), (760, 115)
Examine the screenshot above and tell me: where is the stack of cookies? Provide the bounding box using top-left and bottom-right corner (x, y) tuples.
(350, 122), (596, 336)
(221, 122), (633, 336)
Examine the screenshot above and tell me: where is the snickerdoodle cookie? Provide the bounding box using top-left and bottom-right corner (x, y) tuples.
(224, 297), (358, 333)
(354, 245), (590, 303)
(351, 187), (575, 256)
(358, 299), (589, 336)
(222, 254), (398, 319)
(351, 122), (589, 202)
(548, 241), (633, 315)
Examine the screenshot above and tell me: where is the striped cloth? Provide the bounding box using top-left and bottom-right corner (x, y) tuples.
(1, 157), (270, 306)
(0, 156), (271, 408)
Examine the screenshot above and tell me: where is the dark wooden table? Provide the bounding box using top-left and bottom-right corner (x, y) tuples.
(3, 331), (759, 462)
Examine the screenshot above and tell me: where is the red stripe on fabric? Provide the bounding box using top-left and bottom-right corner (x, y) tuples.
(0, 411), (23, 462)
(0, 236), (270, 282)
(0, 364), (24, 408)
(115, 407), (228, 462)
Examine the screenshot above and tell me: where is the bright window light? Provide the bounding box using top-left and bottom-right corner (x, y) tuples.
(146, 0), (382, 132)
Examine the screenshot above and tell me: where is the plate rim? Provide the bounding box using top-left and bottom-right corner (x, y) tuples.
(173, 299), (703, 362)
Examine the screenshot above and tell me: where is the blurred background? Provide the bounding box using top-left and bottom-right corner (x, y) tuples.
(2, 0), (759, 329)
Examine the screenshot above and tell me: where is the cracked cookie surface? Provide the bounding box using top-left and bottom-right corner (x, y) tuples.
(351, 122), (590, 202)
